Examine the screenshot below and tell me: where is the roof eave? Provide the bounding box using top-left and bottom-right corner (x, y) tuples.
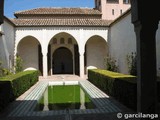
(14, 25), (109, 27)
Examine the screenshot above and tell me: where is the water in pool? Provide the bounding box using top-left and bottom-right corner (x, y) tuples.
(34, 85), (96, 111)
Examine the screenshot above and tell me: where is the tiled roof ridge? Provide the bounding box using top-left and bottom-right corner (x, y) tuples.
(10, 18), (113, 27)
(14, 7), (100, 15)
(11, 18), (112, 22)
(11, 18), (106, 20)
(15, 7), (93, 12)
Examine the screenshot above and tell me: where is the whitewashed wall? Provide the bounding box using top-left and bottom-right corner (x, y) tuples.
(0, 28), (6, 67)
(110, 12), (160, 76)
(0, 19), (14, 69)
(109, 13), (136, 74)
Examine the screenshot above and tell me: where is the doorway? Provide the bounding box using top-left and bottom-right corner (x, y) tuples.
(52, 47), (73, 74)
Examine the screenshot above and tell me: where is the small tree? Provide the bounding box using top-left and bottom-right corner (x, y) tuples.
(104, 55), (118, 72)
(126, 52), (137, 76)
(0, 61), (12, 77)
(15, 56), (23, 73)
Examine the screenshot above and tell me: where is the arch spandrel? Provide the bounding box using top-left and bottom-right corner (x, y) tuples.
(47, 31), (79, 47)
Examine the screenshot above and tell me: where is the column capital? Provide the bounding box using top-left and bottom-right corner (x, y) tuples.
(42, 48), (48, 56)
(79, 52), (84, 56)
(42, 52), (47, 56)
(79, 50), (85, 56)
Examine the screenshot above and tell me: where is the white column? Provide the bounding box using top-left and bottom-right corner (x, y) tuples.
(80, 88), (86, 109)
(43, 87), (49, 111)
(42, 53), (48, 77)
(79, 28), (85, 78)
(79, 52), (85, 78)
(42, 28), (48, 77)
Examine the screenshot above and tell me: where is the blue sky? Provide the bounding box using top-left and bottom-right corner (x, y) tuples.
(4, 0), (95, 18)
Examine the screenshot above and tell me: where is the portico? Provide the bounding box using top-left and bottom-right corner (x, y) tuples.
(15, 27), (109, 78)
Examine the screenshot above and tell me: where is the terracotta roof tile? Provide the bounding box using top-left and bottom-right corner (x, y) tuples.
(14, 7), (101, 15)
(11, 18), (112, 27)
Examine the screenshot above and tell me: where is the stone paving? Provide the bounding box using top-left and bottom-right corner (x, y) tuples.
(0, 75), (136, 120)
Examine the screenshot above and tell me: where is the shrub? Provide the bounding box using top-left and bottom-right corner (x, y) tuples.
(88, 69), (160, 111)
(15, 56), (23, 73)
(104, 55), (118, 72)
(126, 52), (137, 75)
(0, 70), (39, 112)
(0, 61), (13, 77)
(0, 70), (39, 98)
(88, 69), (136, 111)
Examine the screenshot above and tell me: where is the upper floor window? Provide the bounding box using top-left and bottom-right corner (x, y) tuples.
(52, 38), (57, 44)
(120, 9), (123, 15)
(112, 9), (115, 15)
(60, 38), (65, 44)
(68, 38), (72, 44)
(107, 0), (119, 3)
(123, 0), (130, 4)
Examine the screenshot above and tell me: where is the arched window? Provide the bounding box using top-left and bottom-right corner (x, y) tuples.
(60, 38), (65, 44)
(68, 38), (72, 44)
(52, 38), (57, 44)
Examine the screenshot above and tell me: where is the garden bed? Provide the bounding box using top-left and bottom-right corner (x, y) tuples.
(0, 70), (39, 112)
(88, 69), (160, 111)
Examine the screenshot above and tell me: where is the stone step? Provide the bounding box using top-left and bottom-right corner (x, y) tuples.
(9, 82), (48, 117)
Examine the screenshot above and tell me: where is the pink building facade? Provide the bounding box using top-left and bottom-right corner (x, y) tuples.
(95, 0), (131, 20)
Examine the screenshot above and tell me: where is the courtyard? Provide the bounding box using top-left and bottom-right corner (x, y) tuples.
(0, 0), (160, 119)
(0, 75), (133, 120)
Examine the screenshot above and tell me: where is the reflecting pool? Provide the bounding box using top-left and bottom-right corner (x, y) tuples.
(34, 85), (96, 111)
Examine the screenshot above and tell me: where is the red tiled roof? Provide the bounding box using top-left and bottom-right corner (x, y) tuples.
(11, 18), (112, 27)
(14, 7), (101, 16)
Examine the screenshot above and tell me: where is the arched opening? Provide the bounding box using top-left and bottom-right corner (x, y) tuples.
(48, 32), (79, 75)
(17, 36), (42, 75)
(85, 35), (108, 73)
(52, 47), (73, 74)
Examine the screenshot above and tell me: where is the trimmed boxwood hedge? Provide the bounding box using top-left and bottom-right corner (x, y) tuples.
(0, 70), (39, 112)
(88, 69), (160, 111)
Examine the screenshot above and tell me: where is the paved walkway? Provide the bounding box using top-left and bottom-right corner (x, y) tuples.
(0, 75), (135, 120)
(39, 74), (88, 81)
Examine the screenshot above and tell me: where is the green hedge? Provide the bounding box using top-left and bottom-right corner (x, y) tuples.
(88, 69), (160, 111)
(0, 70), (39, 111)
